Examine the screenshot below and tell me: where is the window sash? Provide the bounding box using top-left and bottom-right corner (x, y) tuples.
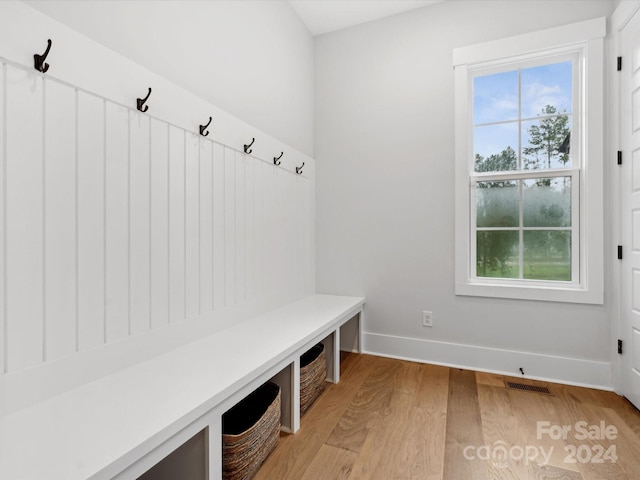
(467, 50), (581, 287)
(469, 51), (581, 175)
(469, 169), (580, 286)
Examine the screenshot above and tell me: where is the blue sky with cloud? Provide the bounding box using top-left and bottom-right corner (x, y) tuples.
(473, 61), (572, 165)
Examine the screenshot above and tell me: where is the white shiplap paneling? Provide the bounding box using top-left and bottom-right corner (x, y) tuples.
(184, 132), (199, 320)
(168, 126), (186, 325)
(246, 155), (256, 301)
(224, 148), (236, 307)
(5, 65), (44, 373)
(235, 152), (246, 304)
(77, 92), (106, 352)
(150, 119), (170, 330)
(129, 113), (151, 336)
(0, 1), (314, 415)
(105, 102), (130, 343)
(199, 139), (214, 315)
(0, 60), (313, 388)
(212, 143), (226, 310)
(0, 63), (5, 374)
(44, 79), (77, 362)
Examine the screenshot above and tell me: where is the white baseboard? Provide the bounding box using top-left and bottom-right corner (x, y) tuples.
(363, 332), (613, 391)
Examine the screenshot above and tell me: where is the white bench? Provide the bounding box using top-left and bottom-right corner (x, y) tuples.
(0, 294), (364, 480)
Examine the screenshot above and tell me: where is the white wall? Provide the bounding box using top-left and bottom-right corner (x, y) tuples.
(23, 0), (315, 158)
(315, 0), (616, 388)
(0, 1), (315, 415)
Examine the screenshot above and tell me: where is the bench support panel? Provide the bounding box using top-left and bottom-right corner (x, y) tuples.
(206, 417), (221, 480)
(269, 360), (300, 434)
(340, 313), (361, 354)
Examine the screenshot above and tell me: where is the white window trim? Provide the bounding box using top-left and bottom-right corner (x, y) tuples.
(453, 18), (605, 304)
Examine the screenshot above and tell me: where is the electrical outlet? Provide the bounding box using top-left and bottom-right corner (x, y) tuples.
(422, 311), (433, 327)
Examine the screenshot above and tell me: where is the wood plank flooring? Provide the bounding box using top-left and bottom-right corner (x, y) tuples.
(253, 353), (640, 480)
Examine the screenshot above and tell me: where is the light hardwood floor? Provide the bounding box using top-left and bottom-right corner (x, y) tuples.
(253, 353), (640, 480)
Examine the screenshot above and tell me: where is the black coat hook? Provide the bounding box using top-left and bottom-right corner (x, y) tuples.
(244, 137), (255, 154)
(200, 116), (212, 137)
(136, 87), (152, 113)
(274, 152), (283, 166)
(34, 39), (52, 73)
(296, 162), (305, 175)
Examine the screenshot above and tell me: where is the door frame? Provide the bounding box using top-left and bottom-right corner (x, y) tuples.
(613, 0), (640, 396)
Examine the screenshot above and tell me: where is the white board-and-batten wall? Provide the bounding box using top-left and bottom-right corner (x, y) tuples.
(0, 1), (315, 416)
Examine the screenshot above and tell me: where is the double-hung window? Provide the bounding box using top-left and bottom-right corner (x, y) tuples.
(453, 18), (605, 304)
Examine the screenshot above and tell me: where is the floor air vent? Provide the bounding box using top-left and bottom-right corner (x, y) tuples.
(505, 381), (551, 395)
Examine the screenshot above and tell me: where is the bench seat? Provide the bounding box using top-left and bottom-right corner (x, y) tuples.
(0, 294), (365, 480)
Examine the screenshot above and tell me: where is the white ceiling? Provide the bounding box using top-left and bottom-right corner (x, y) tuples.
(288, 0), (442, 36)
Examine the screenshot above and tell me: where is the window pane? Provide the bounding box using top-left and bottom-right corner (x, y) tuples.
(521, 61), (572, 119)
(523, 230), (571, 281)
(474, 124), (518, 172)
(476, 181), (519, 227)
(476, 231), (519, 278)
(473, 70), (518, 124)
(522, 115), (571, 169)
(523, 177), (571, 227)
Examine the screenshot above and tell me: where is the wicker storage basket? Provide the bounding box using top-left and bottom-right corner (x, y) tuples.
(222, 381), (281, 480)
(299, 343), (327, 415)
